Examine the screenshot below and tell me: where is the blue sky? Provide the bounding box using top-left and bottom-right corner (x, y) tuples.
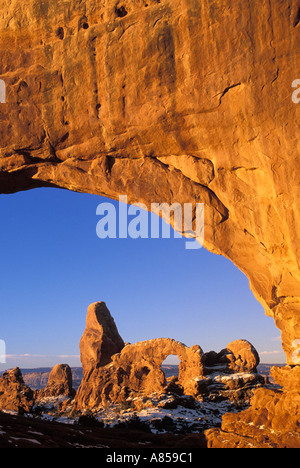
(0, 187), (285, 370)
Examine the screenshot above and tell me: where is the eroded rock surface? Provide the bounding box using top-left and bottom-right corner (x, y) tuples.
(74, 303), (264, 412)
(35, 363), (75, 399)
(0, 0), (299, 364)
(0, 364), (76, 413)
(0, 304), (285, 446)
(79, 302), (125, 372)
(0, 0), (299, 447)
(0, 367), (34, 414)
(73, 303), (300, 447)
(205, 364), (300, 448)
(203, 339), (260, 374)
(75, 337), (205, 409)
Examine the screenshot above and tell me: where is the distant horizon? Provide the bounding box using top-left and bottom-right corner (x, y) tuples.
(0, 360), (285, 373)
(0, 187), (286, 371)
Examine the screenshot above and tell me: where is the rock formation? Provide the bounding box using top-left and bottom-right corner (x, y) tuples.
(79, 302), (125, 372)
(0, 0), (299, 363)
(206, 365), (300, 448)
(0, 0), (299, 446)
(0, 364), (75, 413)
(35, 363), (75, 399)
(74, 303), (264, 411)
(219, 339), (260, 374)
(0, 367), (34, 414)
(76, 303), (205, 408)
(22, 367), (83, 390)
(75, 337), (204, 409)
(0, 304), (270, 444)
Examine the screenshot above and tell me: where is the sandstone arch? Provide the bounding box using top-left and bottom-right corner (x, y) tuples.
(160, 354), (180, 377)
(75, 335), (204, 408)
(111, 338), (204, 395)
(75, 305), (264, 413)
(0, 0), (299, 364)
(0, 0), (300, 445)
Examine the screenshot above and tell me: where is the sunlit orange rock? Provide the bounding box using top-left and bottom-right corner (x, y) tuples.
(75, 336), (204, 409)
(205, 365), (300, 448)
(0, 367), (34, 414)
(0, 0), (299, 362)
(74, 304), (265, 412)
(35, 363), (75, 399)
(0, 0), (299, 364)
(0, 0), (299, 447)
(79, 302), (125, 372)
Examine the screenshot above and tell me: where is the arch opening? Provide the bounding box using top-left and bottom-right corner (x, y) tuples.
(161, 355), (180, 380)
(0, 187), (285, 375)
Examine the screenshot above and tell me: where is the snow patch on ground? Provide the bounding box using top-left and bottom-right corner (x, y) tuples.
(32, 392), (240, 434)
